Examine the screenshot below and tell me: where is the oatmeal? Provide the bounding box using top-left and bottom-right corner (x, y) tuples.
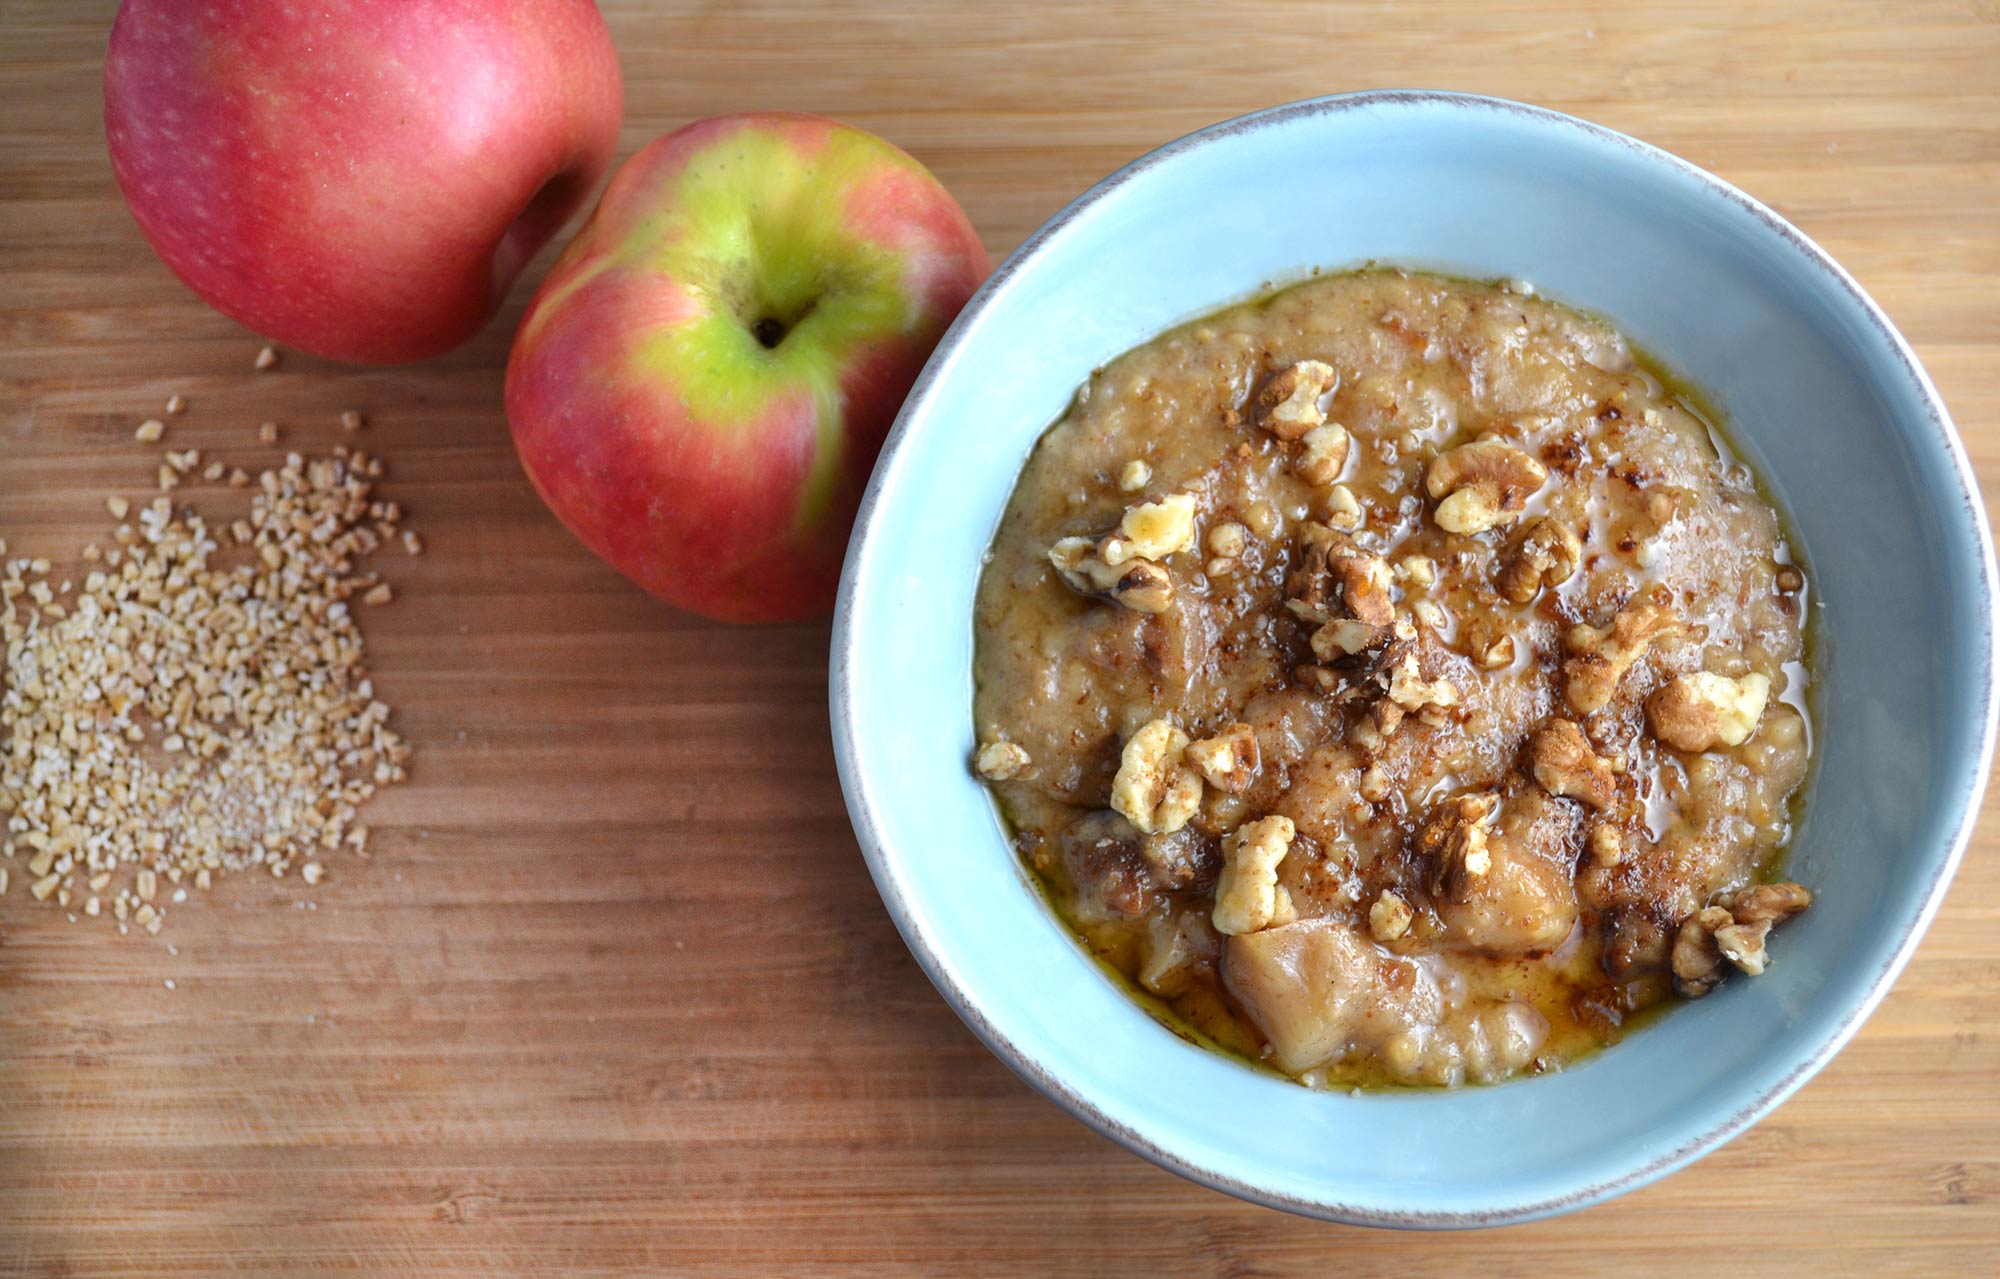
(971, 269), (1814, 1088)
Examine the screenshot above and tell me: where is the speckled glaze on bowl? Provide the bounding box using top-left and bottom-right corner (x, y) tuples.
(829, 91), (1997, 1227)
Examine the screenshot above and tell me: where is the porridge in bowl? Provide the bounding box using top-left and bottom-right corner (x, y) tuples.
(971, 269), (1814, 1088)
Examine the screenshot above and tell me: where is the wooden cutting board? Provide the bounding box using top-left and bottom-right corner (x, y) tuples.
(3, 1), (1997, 1274)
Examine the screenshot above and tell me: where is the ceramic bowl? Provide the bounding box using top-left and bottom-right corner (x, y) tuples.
(829, 91), (1996, 1226)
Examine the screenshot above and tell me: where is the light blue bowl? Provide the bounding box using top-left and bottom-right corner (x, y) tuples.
(830, 91), (1997, 1226)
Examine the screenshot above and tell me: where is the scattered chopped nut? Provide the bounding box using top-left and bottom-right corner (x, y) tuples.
(258, 421), (280, 445)
(1100, 493), (1197, 565)
(1418, 792), (1500, 902)
(254, 345), (280, 371)
(1425, 439), (1547, 535)
(1109, 719), (1203, 835)
(1528, 719), (1617, 809)
(1288, 523), (1392, 626)
(1395, 555), (1435, 588)
(1673, 882), (1813, 995)
(1294, 422), (1351, 486)
(165, 394), (187, 415)
(1498, 518), (1583, 603)
(1185, 723), (1260, 793)
(30, 873), (60, 901)
(1369, 889), (1414, 942)
(302, 861), (325, 886)
(361, 582), (394, 606)
(1251, 360), (1337, 440)
(1646, 671), (1771, 752)
(1205, 521), (1247, 559)
(1049, 537), (1175, 613)
(1563, 601), (1683, 714)
(1775, 564), (1805, 594)
(1720, 880), (1814, 925)
(1386, 651), (1458, 713)
(1211, 815), (1298, 935)
(134, 419), (166, 443)
(106, 496), (129, 519)
(1319, 483), (1363, 530)
(1118, 460), (1152, 492)
(1311, 616), (1388, 660)
(1588, 824), (1625, 867)
(974, 739), (1033, 782)
(1672, 905), (1736, 996)
(340, 410), (365, 431)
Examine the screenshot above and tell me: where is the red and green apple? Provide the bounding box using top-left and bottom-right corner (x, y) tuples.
(505, 112), (988, 623)
(104, 0), (623, 365)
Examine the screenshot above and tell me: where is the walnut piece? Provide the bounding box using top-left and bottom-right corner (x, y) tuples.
(973, 740), (1032, 782)
(1527, 719), (1616, 809)
(1185, 723), (1260, 794)
(1294, 422), (1351, 486)
(1100, 493), (1197, 565)
(1498, 518), (1582, 604)
(1211, 815), (1298, 936)
(1563, 601), (1683, 714)
(1646, 671), (1771, 752)
(1384, 649), (1458, 714)
(1288, 523), (1393, 627)
(1118, 459), (1152, 492)
(1251, 360), (1338, 440)
(1425, 439), (1548, 535)
(1109, 719), (1203, 835)
(1417, 792), (1500, 902)
(1320, 484), (1363, 530)
(1671, 904), (1736, 997)
(1369, 889), (1415, 942)
(1048, 537), (1175, 613)
(1672, 881), (1813, 996)
(1205, 521), (1248, 559)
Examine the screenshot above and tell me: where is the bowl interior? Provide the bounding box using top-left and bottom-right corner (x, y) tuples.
(834, 93), (1993, 1225)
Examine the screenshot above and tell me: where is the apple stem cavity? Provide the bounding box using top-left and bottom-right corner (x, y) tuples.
(750, 316), (787, 349)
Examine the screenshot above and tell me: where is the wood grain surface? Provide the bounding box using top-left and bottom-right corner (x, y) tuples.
(3, 1), (1997, 1274)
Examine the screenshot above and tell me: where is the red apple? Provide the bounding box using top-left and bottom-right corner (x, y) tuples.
(104, 0), (623, 365)
(505, 113), (988, 624)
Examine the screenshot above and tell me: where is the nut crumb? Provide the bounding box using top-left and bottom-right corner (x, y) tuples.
(1212, 815), (1298, 936)
(1185, 723), (1260, 794)
(135, 419), (166, 443)
(165, 394), (187, 415)
(361, 582), (394, 606)
(1251, 361), (1337, 440)
(1110, 719), (1202, 835)
(1118, 460), (1152, 492)
(1369, 889), (1414, 942)
(974, 739), (1032, 782)
(258, 422), (279, 445)
(254, 345), (280, 371)
(340, 410), (365, 432)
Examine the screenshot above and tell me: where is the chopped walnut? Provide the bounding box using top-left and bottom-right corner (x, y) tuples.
(1100, 493), (1197, 565)
(1319, 484), (1363, 530)
(1646, 671), (1771, 752)
(1671, 905), (1736, 997)
(1424, 439), (1548, 535)
(1185, 723), (1260, 794)
(1721, 880), (1814, 925)
(1049, 537), (1175, 614)
(1386, 651), (1458, 713)
(1211, 815), (1298, 935)
(1498, 518), (1582, 604)
(1294, 422), (1351, 486)
(1109, 719), (1203, 835)
(1287, 523), (1393, 627)
(1251, 360), (1338, 440)
(1311, 617), (1388, 660)
(1417, 792), (1499, 902)
(1563, 601), (1683, 714)
(1588, 823), (1626, 867)
(974, 740), (1032, 782)
(1205, 521), (1248, 559)
(1527, 719), (1616, 809)
(1369, 889), (1415, 942)
(1672, 881), (1813, 995)
(1118, 459), (1152, 492)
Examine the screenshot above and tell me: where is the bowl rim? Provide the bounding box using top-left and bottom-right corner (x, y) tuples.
(829, 88), (1999, 1227)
